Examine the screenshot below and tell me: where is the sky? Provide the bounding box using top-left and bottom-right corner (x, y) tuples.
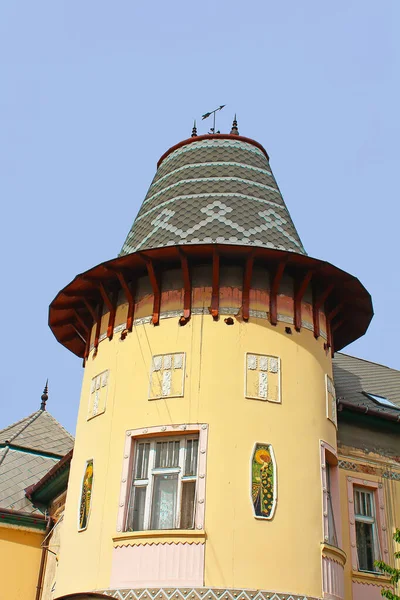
(0, 1), (399, 434)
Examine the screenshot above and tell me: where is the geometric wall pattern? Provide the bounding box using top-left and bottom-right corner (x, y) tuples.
(97, 588), (318, 600)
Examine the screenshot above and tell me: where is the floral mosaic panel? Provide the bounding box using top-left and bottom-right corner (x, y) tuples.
(251, 443), (277, 520)
(246, 354), (281, 402)
(88, 370), (109, 419)
(149, 353), (186, 399)
(79, 459), (93, 531)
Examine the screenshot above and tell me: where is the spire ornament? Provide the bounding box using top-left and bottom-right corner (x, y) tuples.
(40, 380), (48, 411)
(230, 114), (239, 135)
(191, 120), (197, 137)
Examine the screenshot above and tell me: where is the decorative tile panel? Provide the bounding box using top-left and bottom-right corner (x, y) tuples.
(88, 370), (109, 419)
(325, 375), (337, 426)
(245, 353), (281, 403)
(149, 353), (186, 400)
(251, 443), (277, 520)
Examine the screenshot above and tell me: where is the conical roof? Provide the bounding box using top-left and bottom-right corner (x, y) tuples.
(120, 134), (305, 256)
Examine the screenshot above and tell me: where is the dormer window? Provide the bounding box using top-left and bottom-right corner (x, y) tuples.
(362, 391), (399, 410)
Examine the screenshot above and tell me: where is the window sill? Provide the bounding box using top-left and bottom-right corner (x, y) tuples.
(321, 543), (347, 566)
(352, 570), (392, 586)
(113, 529), (206, 547)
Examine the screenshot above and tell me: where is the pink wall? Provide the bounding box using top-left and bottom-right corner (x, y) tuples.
(322, 556), (344, 599)
(352, 581), (386, 600)
(110, 542), (205, 588)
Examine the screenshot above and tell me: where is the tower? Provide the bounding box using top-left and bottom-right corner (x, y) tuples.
(49, 123), (372, 599)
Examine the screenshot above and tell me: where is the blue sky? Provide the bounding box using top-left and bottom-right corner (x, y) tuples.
(1, 1), (399, 434)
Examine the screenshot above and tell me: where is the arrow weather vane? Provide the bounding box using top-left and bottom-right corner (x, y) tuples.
(202, 104), (226, 134)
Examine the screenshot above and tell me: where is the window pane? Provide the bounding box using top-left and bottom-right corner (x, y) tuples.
(356, 521), (376, 571)
(151, 474), (178, 529)
(126, 486), (146, 531)
(185, 439), (199, 476)
(155, 441), (180, 468)
(135, 443), (150, 479)
(180, 480), (196, 529)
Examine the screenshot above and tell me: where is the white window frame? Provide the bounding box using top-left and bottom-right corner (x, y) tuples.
(116, 424), (208, 534)
(125, 435), (198, 531)
(353, 487), (380, 572)
(346, 476), (389, 574)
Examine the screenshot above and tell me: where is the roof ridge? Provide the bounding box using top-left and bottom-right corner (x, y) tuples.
(0, 410), (42, 444)
(336, 352), (400, 374)
(0, 411), (38, 438)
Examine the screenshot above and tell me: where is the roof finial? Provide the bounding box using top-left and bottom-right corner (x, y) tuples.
(230, 114), (239, 135)
(40, 380), (48, 411)
(191, 120), (197, 137)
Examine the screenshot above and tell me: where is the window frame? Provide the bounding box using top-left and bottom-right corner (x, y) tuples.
(116, 424), (208, 535)
(346, 477), (389, 574)
(125, 435), (199, 531)
(320, 441), (341, 548)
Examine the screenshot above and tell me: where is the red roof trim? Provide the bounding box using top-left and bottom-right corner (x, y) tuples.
(157, 134), (270, 168)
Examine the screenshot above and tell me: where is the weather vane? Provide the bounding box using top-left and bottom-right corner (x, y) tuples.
(202, 105), (226, 134)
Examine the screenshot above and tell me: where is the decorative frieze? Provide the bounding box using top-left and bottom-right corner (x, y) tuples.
(338, 460), (400, 481)
(149, 353), (186, 399)
(88, 370), (109, 419)
(97, 588), (319, 600)
(246, 353), (281, 403)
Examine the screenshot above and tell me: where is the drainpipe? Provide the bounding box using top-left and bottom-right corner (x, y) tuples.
(35, 514), (53, 600)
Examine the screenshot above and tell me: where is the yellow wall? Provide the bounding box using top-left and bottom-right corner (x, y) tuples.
(0, 525), (43, 598)
(56, 310), (335, 598)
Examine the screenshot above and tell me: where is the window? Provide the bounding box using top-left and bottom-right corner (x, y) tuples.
(125, 435), (199, 531)
(326, 463), (338, 546)
(321, 442), (341, 548)
(354, 488), (380, 572)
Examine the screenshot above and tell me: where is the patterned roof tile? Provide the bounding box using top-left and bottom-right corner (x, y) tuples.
(120, 137), (305, 256)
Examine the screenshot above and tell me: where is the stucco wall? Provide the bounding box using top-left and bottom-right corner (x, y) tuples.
(0, 525), (43, 598)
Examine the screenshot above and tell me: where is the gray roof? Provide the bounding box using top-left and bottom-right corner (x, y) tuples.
(0, 409), (74, 456)
(0, 409), (74, 515)
(333, 353), (400, 420)
(121, 136), (306, 255)
(0, 448), (58, 513)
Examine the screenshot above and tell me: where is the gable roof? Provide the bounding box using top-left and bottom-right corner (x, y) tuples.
(0, 408), (74, 516)
(333, 353), (400, 422)
(0, 409), (74, 456)
(0, 448), (59, 513)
